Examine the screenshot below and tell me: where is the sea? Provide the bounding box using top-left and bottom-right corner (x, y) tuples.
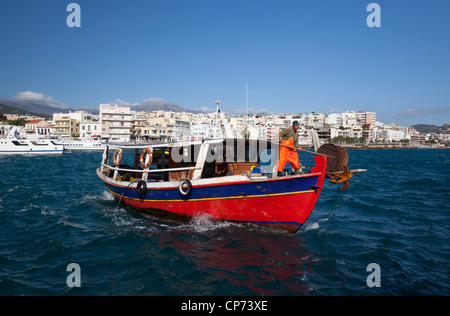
(0, 148), (448, 296)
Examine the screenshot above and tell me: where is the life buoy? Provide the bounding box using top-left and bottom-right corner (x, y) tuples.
(140, 148), (153, 168)
(113, 149), (122, 166)
(1, 135), (6, 139)
(179, 179), (192, 197)
(136, 180), (147, 198)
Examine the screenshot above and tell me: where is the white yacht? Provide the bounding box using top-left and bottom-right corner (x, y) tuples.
(0, 126), (64, 155)
(59, 139), (105, 151)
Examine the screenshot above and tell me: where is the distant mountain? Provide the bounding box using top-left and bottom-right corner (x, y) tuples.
(0, 98), (75, 116)
(76, 107), (99, 115)
(0, 102), (50, 118)
(132, 100), (191, 113)
(0, 97), (199, 117)
(411, 124), (449, 134)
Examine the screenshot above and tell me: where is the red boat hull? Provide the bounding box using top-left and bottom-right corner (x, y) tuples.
(99, 156), (327, 233)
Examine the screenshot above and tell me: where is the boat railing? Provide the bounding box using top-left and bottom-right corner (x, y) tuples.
(101, 162), (197, 182)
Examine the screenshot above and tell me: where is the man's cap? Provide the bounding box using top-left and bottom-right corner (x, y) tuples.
(292, 120), (299, 126)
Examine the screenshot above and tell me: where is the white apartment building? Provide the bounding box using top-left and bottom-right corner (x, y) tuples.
(297, 128), (313, 146)
(24, 120), (55, 137)
(144, 110), (176, 141)
(327, 111), (376, 129)
(99, 104), (133, 142)
(131, 112), (148, 141)
(79, 112), (100, 139)
(326, 113), (342, 127)
(190, 123), (210, 139)
(173, 119), (191, 141)
(303, 113), (326, 129)
(53, 111), (100, 140)
(80, 120), (100, 139)
(377, 129), (409, 142)
(53, 114), (78, 138)
(341, 111), (358, 128)
(356, 111), (376, 128)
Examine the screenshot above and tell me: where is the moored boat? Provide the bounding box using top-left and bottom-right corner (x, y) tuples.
(0, 126), (64, 155)
(59, 139), (105, 151)
(96, 139), (327, 233)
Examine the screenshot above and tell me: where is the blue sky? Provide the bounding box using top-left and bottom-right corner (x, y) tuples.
(0, 0), (449, 126)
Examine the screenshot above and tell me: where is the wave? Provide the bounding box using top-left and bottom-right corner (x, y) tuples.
(57, 218), (90, 230)
(186, 212), (238, 233)
(79, 190), (115, 207)
(303, 221), (320, 232)
(6, 185), (20, 193)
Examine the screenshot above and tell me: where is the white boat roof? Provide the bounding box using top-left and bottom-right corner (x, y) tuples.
(106, 138), (226, 150)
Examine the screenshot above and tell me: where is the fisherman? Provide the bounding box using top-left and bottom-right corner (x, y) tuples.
(277, 120), (303, 176)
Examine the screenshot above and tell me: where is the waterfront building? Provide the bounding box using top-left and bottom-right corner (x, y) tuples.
(356, 111), (376, 129)
(190, 123), (210, 139)
(99, 104), (133, 142)
(130, 112), (148, 141)
(326, 113), (342, 127)
(173, 119), (191, 141)
(53, 111), (100, 140)
(53, 114), (78, 138)
(24, 120), (55, 137)
(376, 128), (409, 142)
(78, 112), (100, 140)
(303, 112), (326, 129)
(341, 111), (358, 128)
(146, 110), (176, 142)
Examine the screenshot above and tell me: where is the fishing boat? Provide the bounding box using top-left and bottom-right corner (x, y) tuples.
(96, 138), (328, 233)
(0, 126), (64, 155)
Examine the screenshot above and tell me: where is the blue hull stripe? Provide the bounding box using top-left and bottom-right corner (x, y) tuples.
(107, 175), (319, 201)
(0, 150), (62, 153)
(232, 220), (303, 227)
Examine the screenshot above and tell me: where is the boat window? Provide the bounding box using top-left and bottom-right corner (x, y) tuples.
(31, 141), (48, 146)
(12, 141), (28, 146)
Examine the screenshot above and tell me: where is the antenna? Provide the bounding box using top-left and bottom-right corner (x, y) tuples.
(246, 82), (248, 118)
(245, 82), (249, 139)
(214, 101), (221, 138)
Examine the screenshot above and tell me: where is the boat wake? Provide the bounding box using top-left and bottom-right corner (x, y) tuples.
(187, 213), (238, 233)
(80, 190), (115, 205)
(303, 221), (320, 232)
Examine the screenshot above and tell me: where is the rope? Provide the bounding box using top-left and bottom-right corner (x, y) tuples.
(117, 180), (138, 207)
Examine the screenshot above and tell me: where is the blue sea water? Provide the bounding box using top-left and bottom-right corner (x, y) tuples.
(0, 149), (448, 296)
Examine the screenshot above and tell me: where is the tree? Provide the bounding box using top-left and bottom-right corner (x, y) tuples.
(7, 118), (27, 126)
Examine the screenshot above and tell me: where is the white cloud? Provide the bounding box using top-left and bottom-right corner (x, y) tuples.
(112, 99), (139, 106)
(390, 107), (450, 120)
(198, 106), (216, 113)
(109, 97), (170, 106)
(13, 91), (69, 109)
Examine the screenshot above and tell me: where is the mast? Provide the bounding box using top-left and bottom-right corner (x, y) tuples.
(246, 81), (249, 118)
(245, 82), (249, 139)
(214, 100), (221, 139)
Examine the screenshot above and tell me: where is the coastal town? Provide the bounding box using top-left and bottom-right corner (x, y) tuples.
(1, 103), (449, 148)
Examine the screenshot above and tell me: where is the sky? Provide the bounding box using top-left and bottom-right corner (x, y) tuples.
(0, 0), (449, 126)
